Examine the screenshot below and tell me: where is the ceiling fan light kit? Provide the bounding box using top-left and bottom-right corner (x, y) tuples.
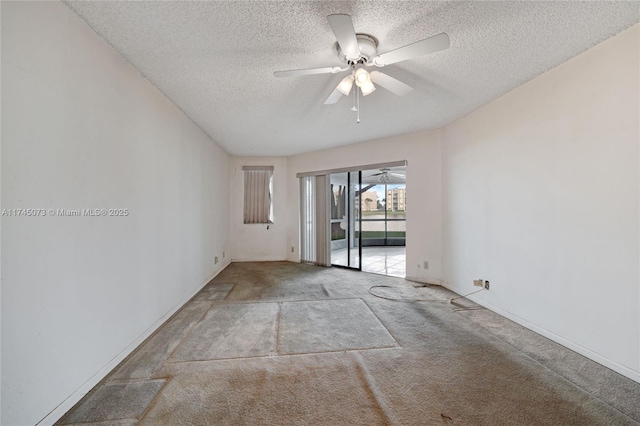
(274, 14), (450, 122)
(336, 66), (375, 99)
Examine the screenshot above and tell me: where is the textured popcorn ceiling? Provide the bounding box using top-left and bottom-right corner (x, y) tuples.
(64, 1), (639, 156)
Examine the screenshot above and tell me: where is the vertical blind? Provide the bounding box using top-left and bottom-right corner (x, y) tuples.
(243, 166), (273, 224)
(300, 175), (330, 266)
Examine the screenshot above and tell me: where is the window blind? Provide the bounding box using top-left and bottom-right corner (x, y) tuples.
(243, 166), (273, 224)
(300, 175), (330, 266)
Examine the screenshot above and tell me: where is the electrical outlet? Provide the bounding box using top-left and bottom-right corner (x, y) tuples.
(423, 261), (429, 269)
(473, 279), (483, 287)
(215, 256), (218, 264)
(484, 280), (490, 290)
(291, 246), (294, 253)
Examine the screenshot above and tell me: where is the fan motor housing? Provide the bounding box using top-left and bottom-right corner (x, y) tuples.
(336, 34), (378, 64)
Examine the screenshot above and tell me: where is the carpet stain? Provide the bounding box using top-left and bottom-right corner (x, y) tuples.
(440, 413), (454, 424)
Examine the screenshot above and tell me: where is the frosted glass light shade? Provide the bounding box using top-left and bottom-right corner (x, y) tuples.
(360, 81), (376, 96)
(354, 68), (370, 87)
(337, 75), (354, 95)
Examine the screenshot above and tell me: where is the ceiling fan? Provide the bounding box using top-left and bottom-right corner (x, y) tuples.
(274, 14), (450, 117)
(372, 168), (405, 183)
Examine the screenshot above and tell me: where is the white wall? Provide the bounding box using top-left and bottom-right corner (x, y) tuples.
(1, 2), (230, 424)
(230, 156), (289, 261)
(441, 24), (639, 381)
(286, 131), (442, 284)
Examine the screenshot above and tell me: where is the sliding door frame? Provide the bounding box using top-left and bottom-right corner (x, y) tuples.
(330, 170), (363, 271)
(296, 160), (407, 179)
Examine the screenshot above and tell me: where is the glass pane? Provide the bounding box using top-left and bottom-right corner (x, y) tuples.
(349, 171), (361, 270)
(387, 220), (406, 239)
(385, 184), (406, 219)
(330, 173), (348, 266)
(361, 220), (386, 240)
(330, 175), (347, 241)
(361, 184), (385, 215)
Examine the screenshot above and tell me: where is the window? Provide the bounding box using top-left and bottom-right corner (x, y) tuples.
(243, 166), (273, 224)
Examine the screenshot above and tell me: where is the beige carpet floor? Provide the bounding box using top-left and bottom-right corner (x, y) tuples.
(58, 261), (640, 425)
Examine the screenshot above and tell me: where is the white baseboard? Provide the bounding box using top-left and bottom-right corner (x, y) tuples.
(441, 283), (640, 384)
(230, 258), (289, 262)
(36, 261), (230, 426)
(404, 276), (442, 286)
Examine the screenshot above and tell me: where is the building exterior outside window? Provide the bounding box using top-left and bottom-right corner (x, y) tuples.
(386, 188), (406, 211)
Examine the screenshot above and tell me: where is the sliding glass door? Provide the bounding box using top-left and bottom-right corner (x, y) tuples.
(298, 161), (406, 273)
(330, 171), (361, 270)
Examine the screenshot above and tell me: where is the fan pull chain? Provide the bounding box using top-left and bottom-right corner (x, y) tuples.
(351, 81), (357, 112)
(356, 86), (360, 123)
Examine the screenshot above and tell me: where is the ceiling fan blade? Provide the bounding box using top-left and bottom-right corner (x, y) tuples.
(324, 85), (344, 105)
(274, 66), (343, 78)
(373, 33), (450, 66)
(370, 71), (413, 96)
(371, 168), (390, 176)
(388, 172), (406, 178)
(327, 14), (361, 61)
